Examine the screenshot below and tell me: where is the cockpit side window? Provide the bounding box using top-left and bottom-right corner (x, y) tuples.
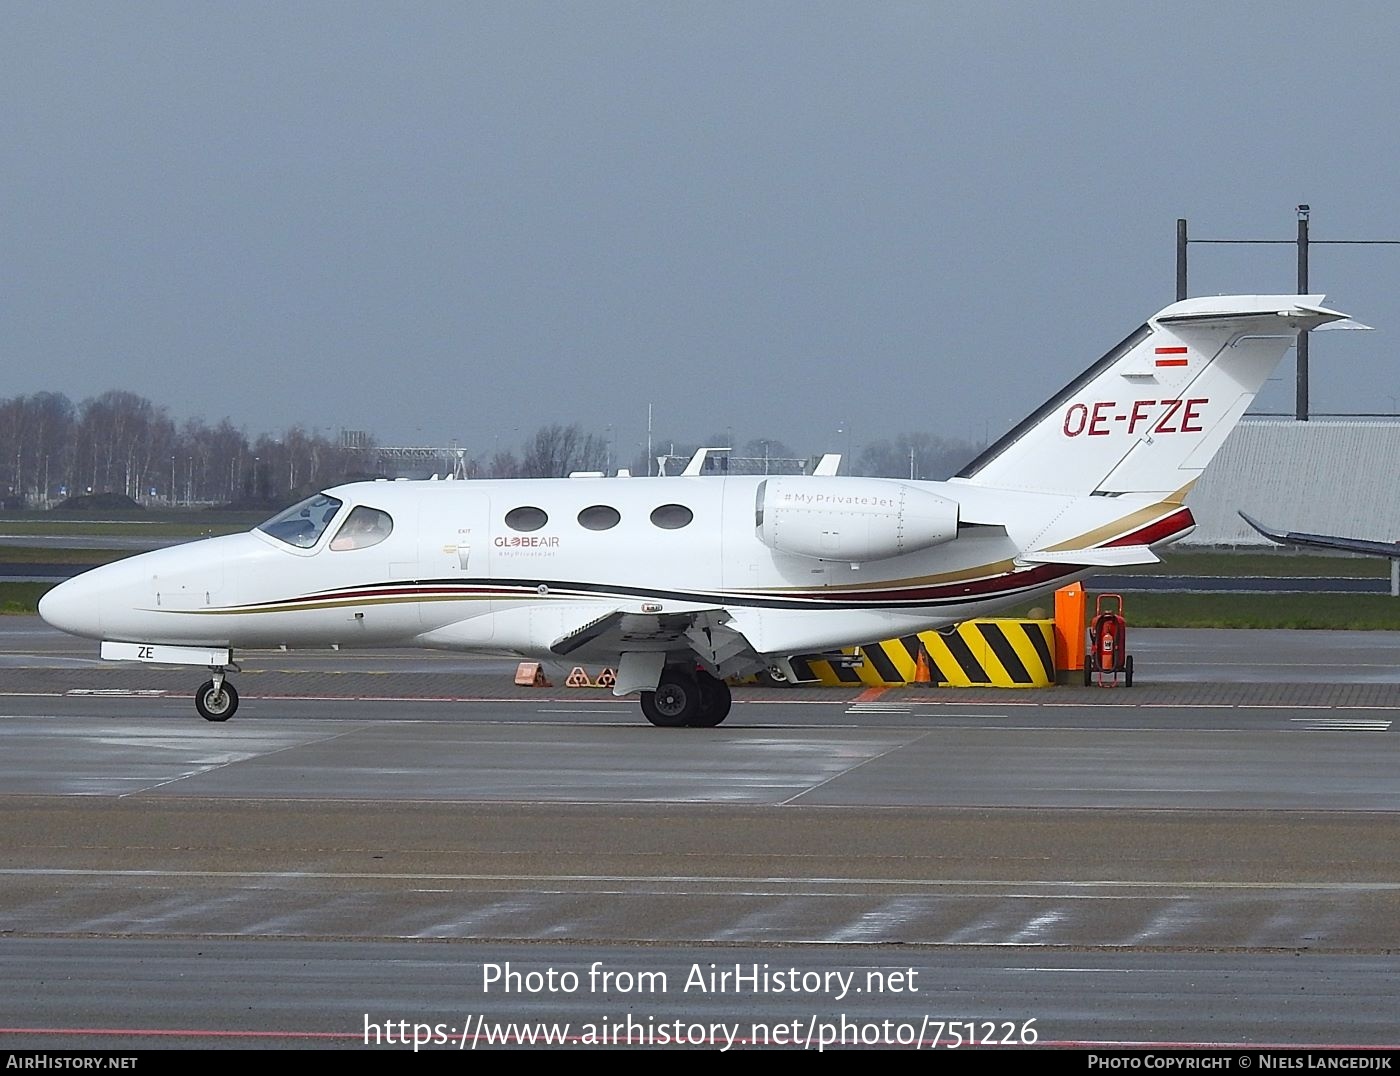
(329, 506), (394, 551)
(257, 494), (344, 548)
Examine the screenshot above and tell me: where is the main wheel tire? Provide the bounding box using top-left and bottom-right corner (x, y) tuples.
(690, 672), (732, 727)
(195, 679), (239, 722)
(640, 670), (699, 727)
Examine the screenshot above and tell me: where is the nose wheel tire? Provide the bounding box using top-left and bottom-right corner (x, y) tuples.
(195, 680), (239, 722)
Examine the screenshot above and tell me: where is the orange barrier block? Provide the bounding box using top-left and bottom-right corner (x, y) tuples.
(1054, 584), (1086, 673)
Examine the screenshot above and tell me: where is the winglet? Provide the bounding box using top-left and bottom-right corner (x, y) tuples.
(1238, 510), (1288, 545)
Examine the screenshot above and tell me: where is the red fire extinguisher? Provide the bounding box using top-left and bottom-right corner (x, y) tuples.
(1085, 593), (1133, 687)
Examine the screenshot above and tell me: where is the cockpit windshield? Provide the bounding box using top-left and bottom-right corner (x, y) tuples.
(257, 493), (344, 548)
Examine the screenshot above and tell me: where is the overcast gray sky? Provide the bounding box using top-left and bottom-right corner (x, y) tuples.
(7, 2), (1400, 462)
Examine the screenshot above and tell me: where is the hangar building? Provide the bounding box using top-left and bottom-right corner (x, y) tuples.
(1183, 419), (1400, 546)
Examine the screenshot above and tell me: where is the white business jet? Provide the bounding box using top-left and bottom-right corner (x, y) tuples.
(39, 295), (1347, 726)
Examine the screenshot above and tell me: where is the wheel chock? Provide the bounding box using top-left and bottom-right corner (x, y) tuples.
(565, 666), (594, 688)
(514, 662), (550, 687)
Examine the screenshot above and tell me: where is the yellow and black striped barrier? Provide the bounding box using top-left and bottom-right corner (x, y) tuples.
(791, 619), (1056, 688)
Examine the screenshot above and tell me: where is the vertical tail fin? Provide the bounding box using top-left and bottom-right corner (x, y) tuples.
(952, 295), (1348, 498)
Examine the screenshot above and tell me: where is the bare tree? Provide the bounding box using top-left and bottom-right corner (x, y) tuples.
(484, 450), (521, 479)
(855, 432), (985, 481)
(520, 424), (608, 478)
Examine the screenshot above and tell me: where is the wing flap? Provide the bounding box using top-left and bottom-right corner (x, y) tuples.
(1018, 544), (1160, 567)
(547, 605), (769, 691)
(549, 609), (625, 655)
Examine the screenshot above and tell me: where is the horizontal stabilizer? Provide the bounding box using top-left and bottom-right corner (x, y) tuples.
(1018, 544), (1160, 567)
(1239, 511), (1400, 558)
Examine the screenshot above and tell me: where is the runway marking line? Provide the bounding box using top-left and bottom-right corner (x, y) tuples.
(12, 690), (1400, 716)
(1239, 703), (1332, 710)
(65, 689), (168, 697)
(4, 868), (1400, 891)
(538, 708), (633, 714)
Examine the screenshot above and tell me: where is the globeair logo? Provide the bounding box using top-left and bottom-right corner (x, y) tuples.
(494, 536), (560, 548)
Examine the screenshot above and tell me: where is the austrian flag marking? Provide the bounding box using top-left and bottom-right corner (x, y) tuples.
(1154, 345), (1189, 368)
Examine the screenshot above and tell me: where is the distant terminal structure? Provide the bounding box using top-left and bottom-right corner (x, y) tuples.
(1185, 418), (1400, 546)
(340, 431), (469, 480)
(375, 444), (469, 480)
(654, 447), (821, 477)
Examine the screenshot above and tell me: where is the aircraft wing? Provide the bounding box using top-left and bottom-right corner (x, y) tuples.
(549, 606), (764, 678)
(1239, 511), (1400, 558)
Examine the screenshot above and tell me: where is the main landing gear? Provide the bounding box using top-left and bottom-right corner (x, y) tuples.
(195, 667), (239, 722)
(640, 667), (732, 728)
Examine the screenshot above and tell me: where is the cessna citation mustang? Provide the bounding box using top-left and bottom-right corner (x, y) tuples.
(40, 295), (1349, 727)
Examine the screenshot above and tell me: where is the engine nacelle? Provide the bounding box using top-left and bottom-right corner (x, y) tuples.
(755, 477), (960, 561)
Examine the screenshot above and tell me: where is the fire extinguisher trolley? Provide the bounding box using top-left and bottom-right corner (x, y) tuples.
(1085, 593), (1133, 687)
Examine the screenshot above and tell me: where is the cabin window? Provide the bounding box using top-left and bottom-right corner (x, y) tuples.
(257, 493), (344, 548)
(505, 506), (549, 532)
(650, 503), (693, 530)
(329, 506), (394, 551)
(578, 505), (621, 531)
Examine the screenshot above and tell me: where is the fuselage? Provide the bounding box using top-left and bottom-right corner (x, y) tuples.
(37, 473), (1190, 663)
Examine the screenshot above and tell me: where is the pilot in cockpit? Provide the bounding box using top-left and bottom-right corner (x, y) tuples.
(329, 506), (393, 551)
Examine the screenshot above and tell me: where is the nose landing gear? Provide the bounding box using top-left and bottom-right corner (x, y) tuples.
(195, 666), (240, 722)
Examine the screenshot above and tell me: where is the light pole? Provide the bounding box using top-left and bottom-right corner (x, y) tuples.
(1176, 206), (1400, 421)
(1296, 204), (1310, 420)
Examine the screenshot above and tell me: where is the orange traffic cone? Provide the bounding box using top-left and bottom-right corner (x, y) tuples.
(914, 645), (932, 684)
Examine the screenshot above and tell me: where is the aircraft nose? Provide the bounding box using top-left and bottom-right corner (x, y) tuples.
(38, 574), (103, 638)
